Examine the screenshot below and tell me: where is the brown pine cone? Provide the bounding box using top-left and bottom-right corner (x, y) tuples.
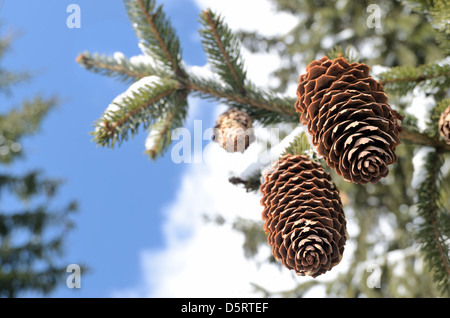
(213, 108), (255, 153)
(295, 56), (403, 184)
(438, 106), (450, 145)
(260, 155), (347, 278)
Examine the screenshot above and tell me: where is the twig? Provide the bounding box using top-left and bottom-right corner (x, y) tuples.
(105, 88), (176, 134)
(400, 128), (450, 152)
(76, 54), (146, 80)
(204, 10), (246, 96)
(137, 0), (187, 79)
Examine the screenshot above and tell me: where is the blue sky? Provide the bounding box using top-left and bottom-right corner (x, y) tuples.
(1, 0), (213, 297)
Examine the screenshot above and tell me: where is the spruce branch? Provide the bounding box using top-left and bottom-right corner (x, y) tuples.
(145, 91), (188, 159)
(378, 59), (450, 95)
(75, 51), (170, 83)
(125, 0), (187, 78)
(400, 124), (450, 152)
(401, 0), (450, 33)
(282, 131), (315, 158)
(92, 77), (179, 148)
(416, 149), (450, 296)
(200, 9), (247, 95)
(78, 1), (448, 155)
(185, 75), (299, 125)
(78, 0), (448, 156)
(145, 111), (175, 159)
(228, 174), (262, 193)
(401, 0), (450, 53)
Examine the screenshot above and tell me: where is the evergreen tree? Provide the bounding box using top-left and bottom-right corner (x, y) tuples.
(77, 0), (449, 297)
(0, 29), (77, 298)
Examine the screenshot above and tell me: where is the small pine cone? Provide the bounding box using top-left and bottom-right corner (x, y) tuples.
(213, 108), (255, 153)
(260, 155), (347, 278)
(438, 106), (450, 144)
(295, 56), (403, 184)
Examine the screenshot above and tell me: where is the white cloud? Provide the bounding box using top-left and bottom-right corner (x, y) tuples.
(194, 0), (298, 37)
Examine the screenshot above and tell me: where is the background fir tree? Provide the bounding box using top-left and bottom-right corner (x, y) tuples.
(0, 27), (78, 298)
(77, 0), (449, 297)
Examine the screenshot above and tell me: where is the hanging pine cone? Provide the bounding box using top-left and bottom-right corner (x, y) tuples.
(438, 106), (450, 145)
(260, 155), (347, 278)
(213, 108), (255, 153)
(295, 56), (403, 184)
